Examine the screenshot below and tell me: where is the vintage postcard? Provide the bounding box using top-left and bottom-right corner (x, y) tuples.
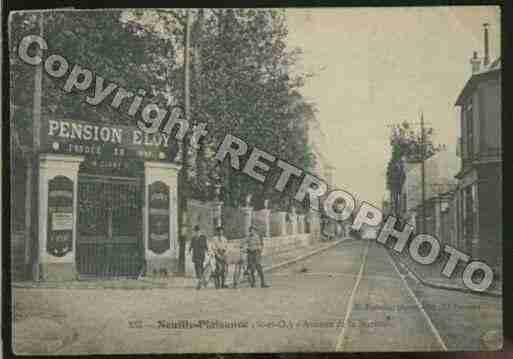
(9, 6), (502, 354)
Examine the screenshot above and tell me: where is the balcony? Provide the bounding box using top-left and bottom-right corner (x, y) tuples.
(474, 147), (502, 162)
(462, 148), (502, 173)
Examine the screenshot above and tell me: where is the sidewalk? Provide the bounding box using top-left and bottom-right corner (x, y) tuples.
(12, 237), (348, 290)
(13, 293), (77, 354)
(389, 249), (502, 297)
(11, 237), (348, 354)
(13, 315), (77, 354)
(144, 237), (348, 288)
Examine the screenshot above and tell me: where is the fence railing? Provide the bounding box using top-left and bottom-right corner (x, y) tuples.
(76, 242), (144, 278)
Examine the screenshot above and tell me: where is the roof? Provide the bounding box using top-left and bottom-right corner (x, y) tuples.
(455, 57), (501, 106)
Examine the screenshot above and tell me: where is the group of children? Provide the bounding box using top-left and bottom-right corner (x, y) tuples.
(189, 225), (269, 290)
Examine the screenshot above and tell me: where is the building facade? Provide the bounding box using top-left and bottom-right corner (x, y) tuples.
(400, 149), (459, 242)
(454, 53), (501, 273)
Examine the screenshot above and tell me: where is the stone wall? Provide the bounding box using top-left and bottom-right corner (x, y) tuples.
(253, 209), (270, 238)
(224, 234), (312, 258)
(184, 233), (316, 277)
(11, 230), (28, 281)
(187, 199), (217, 238)
(270, 211), (286, 237)
(286, 220), (293, 235)
(308, 211), (321, 239)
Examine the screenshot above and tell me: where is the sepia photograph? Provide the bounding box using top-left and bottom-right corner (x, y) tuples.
(7, 6), (502, 354)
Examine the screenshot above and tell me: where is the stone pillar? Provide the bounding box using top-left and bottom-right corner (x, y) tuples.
(277, 211), (287, 236)
(290, 207), (298, 235)
(308, 209), (320, 241)
(261, 199), (271, 238)
(38, 154), (84, 281)
(212, 184), (223, 229)
(297, 214), (305, 234)
(434, 197), (442, 242)
(262, 209), (271, 238)
(339, 222), (346, 237)
(242, 206), (253, 237)
(144, 161), (181, 276)
(212, 201), (223, 229)
(410, 212), (417, 233)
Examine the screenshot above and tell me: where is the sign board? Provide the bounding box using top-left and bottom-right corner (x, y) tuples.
(41, 118), (180, 176)
(52, 212), (73, 231)
(47, 176), (74, 257)
(148, 181), (170, 254)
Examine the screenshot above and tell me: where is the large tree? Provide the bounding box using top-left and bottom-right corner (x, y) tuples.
(10, 10), (180, 152)
(386, 121), (442, 215)
(127, 9), (317, 209)
(11, 9), (318, 210)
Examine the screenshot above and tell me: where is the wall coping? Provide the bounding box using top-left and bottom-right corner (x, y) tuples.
(228, 234), (311, 242)
(40, 153), (85, 164)
(144, 161), (182, 171)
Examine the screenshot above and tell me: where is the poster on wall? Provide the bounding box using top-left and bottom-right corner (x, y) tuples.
(148, 181), (170, 254)
(52, 212), (73, 231)
(47, 176), (74, 257)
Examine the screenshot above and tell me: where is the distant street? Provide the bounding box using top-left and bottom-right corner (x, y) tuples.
(14, 239), (501, 354)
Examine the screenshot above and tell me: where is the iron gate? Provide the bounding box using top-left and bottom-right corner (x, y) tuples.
(76, 175), (144, 278)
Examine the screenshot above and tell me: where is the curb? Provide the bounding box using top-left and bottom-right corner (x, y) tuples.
(12, 281), (168, 290)
(12, 239), (351, 290)
(388, 250), (502, 298)
(263, 237), (350, 273)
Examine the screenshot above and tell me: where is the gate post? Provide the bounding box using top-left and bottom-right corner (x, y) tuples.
(38, 154), (84, 281)
(297, 214), (305, 234)
(144, 161), (181, 276)
(290, 206), (298, 235)
(212, 200), (224, 229)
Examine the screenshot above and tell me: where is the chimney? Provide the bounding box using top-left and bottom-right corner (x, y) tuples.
(483, 23), (490, 67)
(470, 51), (481, 73)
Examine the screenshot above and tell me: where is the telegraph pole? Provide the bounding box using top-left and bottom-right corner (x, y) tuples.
(177, 9), (191, 274)
(420, 112), (426, 233)
(28, 13), (44, 280)
(184, 10), (191, 121)
(386, 113), (431, 233)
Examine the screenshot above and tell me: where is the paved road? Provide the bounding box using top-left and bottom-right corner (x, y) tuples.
(13, 239), (501, 354)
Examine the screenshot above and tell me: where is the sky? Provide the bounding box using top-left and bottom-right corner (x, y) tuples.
(285, 6), (500, 207)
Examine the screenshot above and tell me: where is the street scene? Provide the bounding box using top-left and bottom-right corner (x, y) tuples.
(12, 239), (502, 353)
(9, 7), (502, 354)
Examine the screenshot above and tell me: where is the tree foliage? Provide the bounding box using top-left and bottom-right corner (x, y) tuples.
(10, 10), (178, 146)
(386, 121), (443, 213)
(129, 9), (317, 209)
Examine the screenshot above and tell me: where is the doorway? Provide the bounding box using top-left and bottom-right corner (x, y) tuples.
(76, 174), (144, 278)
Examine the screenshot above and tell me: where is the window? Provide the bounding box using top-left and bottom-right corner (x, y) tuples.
(462, 184), (478, 242)
(466, 101), (474, 159)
